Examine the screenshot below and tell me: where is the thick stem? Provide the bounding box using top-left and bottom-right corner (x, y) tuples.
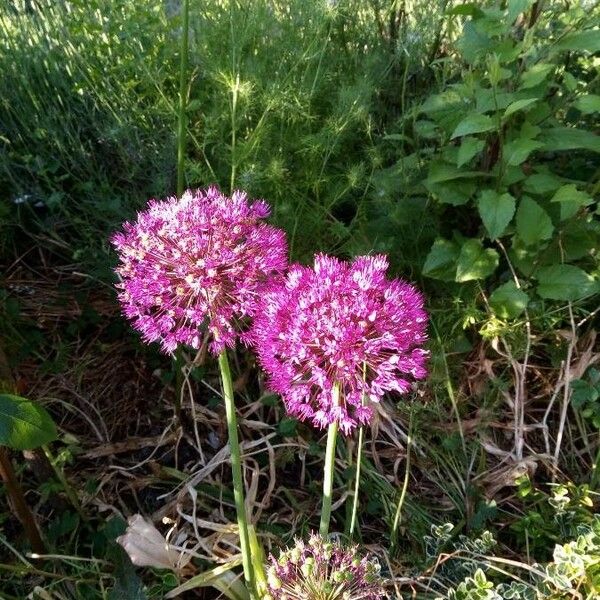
(319, 384), (340, 537)
(218, 350), (256, 598)
(176, 0), (190, 197)
(0, 447), (45, 554)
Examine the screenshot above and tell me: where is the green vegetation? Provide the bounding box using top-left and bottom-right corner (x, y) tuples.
(0, 0), (599, 598)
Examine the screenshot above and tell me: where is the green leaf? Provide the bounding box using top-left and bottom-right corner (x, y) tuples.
(554, 30), (600, 53)
(536, 265), (597, 301)
(516, 197), (553, 245)
(478, 190), (515, 239)
(165, 560), (249, 600)
(447, 3), (485, 17)
(507, 0), (534, 22)
(423, 238), (460, 281)
(457, 138), (485, 167)
(426, 161), (483, 184)
(503, 138), (544, 165)
(550, 184), (593, 220)
(520, 63), (554, 89)
(0, 394), (57, 450)
(455, 239), (499, 282)
(489, 281), (529, 319)
(451, 114), (495, 139)
(504, 98), (538, 117)
(540, 127), (600, 153)
(573, 94), (600, 114)
(523, 172), (562, 195)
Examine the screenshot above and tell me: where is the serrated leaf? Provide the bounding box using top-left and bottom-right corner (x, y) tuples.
(536, 265), (597, 301)
(550, 184), (593, 220)
(426, 161), (483, 184)
(554, 30), (600, 53)
(520, 63), (554, 89)
(516, 197), (554, 245)
(573, 94), (600, 114)
(540, 127), (600, 153)
(451, 114), (495, 139)
(423, 238), (460, 281)
(0, 394), (57, 450)
(478, 190), (515, 239)
(503, 138), (544, 165)
(457, 138), (485, 167)
(455, 239), (499, 282)
(504, 97), (538, 117)
(523, 172), (562, 195)
(489, 281), (529, 319)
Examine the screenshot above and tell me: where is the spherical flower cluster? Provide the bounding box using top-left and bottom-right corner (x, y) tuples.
(265, 533), (386, 600)
(250, 254), (428, 434)
(111, 187), (287, 354)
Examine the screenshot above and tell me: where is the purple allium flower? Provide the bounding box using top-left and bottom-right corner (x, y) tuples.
(111, 187), (287, 354)
(250, 254), (428, 434)
(266, 533), (386, 600)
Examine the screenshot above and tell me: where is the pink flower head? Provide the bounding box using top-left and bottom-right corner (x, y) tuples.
(250, 254), (428, 435)
(111, 187), (287, 354)
(266, 533), (386, 600)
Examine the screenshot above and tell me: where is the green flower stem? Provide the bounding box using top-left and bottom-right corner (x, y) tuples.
(173, 0), (190, 426)
(319, 383), (340, 537)
(218, 350), (256, 598)
(390, 408), (414, 552)
(349, 423), (364, 538)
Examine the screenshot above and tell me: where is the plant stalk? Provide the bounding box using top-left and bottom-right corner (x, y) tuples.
(319, 383), (340, 537)
(176, 0), (190, 197)
(349, 424), (364, 538)
(0, 447), (45, 554)
(218, 350), (256, 598)
(173, 0), (190, 426)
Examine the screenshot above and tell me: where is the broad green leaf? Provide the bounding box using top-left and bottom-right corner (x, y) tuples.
(447, 3), (485, 17)
(423, 238), (460, 281)
(478, 190), (515, 239)
(540, 127), (600, 153)
(503, 138), (544, 165)
(573, 94), (600, 114)
(457, 138), (485, 167)
(426, 180), (476, 206)
(523, 172), (562, 195)
(426, 161), (480, 184)
(451, 114), (495, 139)
(504, 98), (538, 117)
(536, 265), (597, 301)
(489, 281), (529, 319)
(560, 221), (599, 261)
(458, 21), (493, 64)
(516, 197), (553, 245)
(551, 184), (593, 220)
(554, 30), (600, 53)
(0, 394), (57, 450)
(520, 63), (554, 89)
(455, 239), (499, 282)
(507, 0), (534, 22)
